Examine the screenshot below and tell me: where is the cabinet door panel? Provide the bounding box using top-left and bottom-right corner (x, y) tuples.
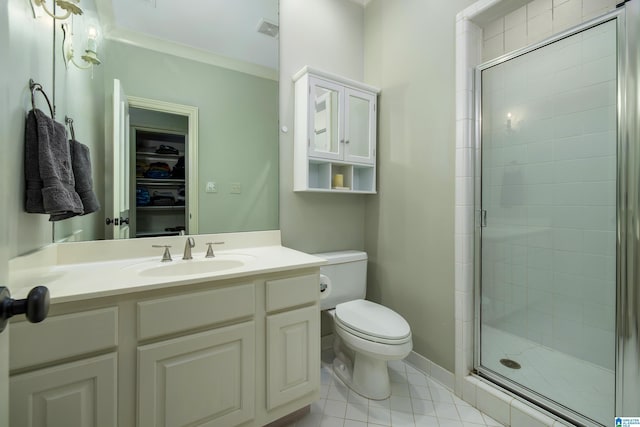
(267, 306), (319, 410)
(138, 321), (255, 427)
(10, 353), (117, 427)
(308, 77), (344, 161)
(344, 88), (376, 165)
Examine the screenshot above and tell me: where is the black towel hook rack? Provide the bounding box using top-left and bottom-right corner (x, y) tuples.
(29, 79), (55, 119)
(65, 116), (76, 141)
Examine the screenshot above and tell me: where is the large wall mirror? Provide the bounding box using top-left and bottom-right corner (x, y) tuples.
(51, 0), (279, 243)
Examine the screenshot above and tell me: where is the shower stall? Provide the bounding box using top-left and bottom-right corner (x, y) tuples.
(473, 2), (639, 426)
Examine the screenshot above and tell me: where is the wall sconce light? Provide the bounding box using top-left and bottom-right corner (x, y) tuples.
(62, 23), (101, 72)
(31, 0), (83, 20)
(506, 112), (512, 131)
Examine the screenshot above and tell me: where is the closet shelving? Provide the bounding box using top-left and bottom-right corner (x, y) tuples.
(132, 128), (187, 238)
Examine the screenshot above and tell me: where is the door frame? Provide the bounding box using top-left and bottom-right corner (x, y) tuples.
(127, 97), (199, 235)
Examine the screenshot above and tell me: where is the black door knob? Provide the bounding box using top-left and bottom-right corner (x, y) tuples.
(0, 286), (50, 333)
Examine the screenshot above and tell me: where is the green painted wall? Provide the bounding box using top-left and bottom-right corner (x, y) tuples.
(363, 0), (475, 372)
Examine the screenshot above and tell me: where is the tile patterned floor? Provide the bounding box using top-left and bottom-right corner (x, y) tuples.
(288, 356), (504, 427)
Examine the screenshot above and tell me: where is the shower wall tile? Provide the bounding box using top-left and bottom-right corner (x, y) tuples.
(527, 11), (553, 43)
(505, 6), (527, 29)
(505, 26), (528, 55)
(481, 0), (618, 62)
(528, 0), (553, 17)
(483, 34), (505, 61)
(553, 0), (582, 32)
(484, 17), (505, 40)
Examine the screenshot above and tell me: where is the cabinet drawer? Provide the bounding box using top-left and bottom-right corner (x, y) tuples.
(266, 274), (318, 313)
(10, 307), (118, 371)
(138, 283), (255, 341)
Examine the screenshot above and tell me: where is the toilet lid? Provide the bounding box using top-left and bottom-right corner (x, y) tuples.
(335, 299), (411, 341)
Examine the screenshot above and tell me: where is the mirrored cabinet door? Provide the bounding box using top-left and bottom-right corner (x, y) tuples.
(308, 77), (343, 160)
(344, 88), (375, 165)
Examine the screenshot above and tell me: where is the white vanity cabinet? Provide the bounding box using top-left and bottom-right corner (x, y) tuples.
(8, 268), (320, 427)
(293, 66), (380, 193)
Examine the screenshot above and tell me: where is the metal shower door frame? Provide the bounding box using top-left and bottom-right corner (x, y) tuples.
(472, 2), (640, 424)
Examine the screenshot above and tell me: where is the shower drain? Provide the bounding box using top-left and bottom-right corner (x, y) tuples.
(499, 358), (521, 369)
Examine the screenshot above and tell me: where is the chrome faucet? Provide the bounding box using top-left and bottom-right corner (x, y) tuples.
(183, 237), (195, 260)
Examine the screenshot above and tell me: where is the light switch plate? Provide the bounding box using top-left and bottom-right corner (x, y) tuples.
(206, 182), (217, 193)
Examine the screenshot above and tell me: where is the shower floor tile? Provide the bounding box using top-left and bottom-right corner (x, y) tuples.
(288, 355), (503, 427)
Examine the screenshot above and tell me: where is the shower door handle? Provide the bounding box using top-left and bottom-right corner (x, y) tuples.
(480, 209), (487, 227)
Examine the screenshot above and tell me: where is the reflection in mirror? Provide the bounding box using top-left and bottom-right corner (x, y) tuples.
(130, 108), (192, 238)
(347, 94), (371, 158)
(313, 86), (339, 156)
(52, 0), (279, 243)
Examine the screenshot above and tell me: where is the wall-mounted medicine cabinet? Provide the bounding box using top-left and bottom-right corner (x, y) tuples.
(293, 66), (380, 193)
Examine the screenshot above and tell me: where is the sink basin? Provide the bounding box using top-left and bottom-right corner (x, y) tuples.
(134, 255), (253, 277)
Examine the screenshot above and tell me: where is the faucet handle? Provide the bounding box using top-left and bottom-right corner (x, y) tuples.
(183, 237), (196, 260)
(205, 242), (224, 258)
(152, 245), (173, 262)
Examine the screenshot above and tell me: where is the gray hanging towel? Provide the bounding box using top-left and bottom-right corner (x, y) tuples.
(24, 109), (84, 220)
(68, 140), (100, 215)
(24, 109), (45, 213)
(49, 140), (101, 221)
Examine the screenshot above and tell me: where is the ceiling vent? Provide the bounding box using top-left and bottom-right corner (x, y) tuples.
(257, 19), (279, 38)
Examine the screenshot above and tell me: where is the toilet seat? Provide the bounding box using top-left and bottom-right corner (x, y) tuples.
(335, 299), (411, 345)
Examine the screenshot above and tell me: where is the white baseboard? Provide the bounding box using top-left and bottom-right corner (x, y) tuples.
(405, 351), (455, 391)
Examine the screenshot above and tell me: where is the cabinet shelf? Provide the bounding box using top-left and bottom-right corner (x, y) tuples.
(137, 151), (184, 159)
(136, 205), (185, 211)
(137, 178), (185, 186)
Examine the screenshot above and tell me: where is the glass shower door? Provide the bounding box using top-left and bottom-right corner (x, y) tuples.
(478, 19), (617, 425)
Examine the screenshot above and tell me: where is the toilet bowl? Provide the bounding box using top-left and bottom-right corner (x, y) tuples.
(317, 251), (413, 400)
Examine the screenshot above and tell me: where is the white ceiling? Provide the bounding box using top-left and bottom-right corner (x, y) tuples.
(103, 0), (279, 70)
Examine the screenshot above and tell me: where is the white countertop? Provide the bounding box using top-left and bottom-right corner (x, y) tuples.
(9, 232), (326, 304)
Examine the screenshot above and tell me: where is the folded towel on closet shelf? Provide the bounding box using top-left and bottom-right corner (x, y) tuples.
(144, 162), (171, 179)
(51, 140), (100, 220)
(136, 187), (151, 206)
(155, 144), (179, 155)
(151, 190), (175, 206)
(24, 109), (83, 220)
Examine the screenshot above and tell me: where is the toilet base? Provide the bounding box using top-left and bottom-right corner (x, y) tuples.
(333, 352), (391, 400)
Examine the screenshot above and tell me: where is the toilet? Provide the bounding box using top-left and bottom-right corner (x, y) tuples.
(317, 250), (412, 400)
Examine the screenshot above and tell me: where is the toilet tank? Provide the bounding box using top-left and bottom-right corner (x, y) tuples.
(315, 250), (367, 310)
